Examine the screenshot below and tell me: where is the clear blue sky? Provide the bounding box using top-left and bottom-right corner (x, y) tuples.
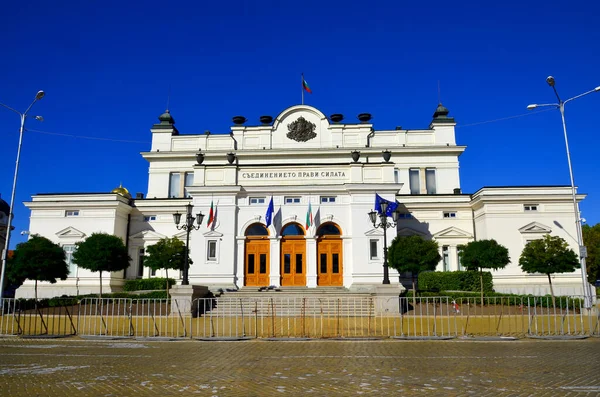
(1, 0), (599, 249)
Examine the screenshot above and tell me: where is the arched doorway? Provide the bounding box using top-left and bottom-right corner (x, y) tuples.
(244, 223), (270, 287)
(280, 223), (306, 286)
(317, 223), (343, 286)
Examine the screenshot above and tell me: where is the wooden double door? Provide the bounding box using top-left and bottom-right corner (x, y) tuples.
(245, 239), (270, 286)
(317, 238), (343, 286)
(280, 238), (306, 286)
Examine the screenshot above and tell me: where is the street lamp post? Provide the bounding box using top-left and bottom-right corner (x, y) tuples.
(528, 76), (600, 308)
(369, 201), (400, 284)
(0, 90), (45, 299)
(173, 203), (204, 285)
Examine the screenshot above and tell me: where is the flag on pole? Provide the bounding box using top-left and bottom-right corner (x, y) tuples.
(207, 200), (214, 227)
(302, 77), (312, 94)
(374, 193), (398, 217)
(265, 197), (274, 227)
(305, 202), (313, 230)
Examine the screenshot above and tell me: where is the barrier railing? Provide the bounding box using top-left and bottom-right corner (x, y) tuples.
(1, 295), (598, 339)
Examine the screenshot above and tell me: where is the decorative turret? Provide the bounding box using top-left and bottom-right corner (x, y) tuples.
(111, 184), (132, 199)
(152, 109), (179, 135)
(431, 103), (455, 123)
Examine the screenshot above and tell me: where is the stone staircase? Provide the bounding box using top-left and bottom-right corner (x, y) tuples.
(201, 287), (379, 317)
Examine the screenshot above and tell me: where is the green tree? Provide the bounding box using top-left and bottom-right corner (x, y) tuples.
(519, 234), (579, 306)
(144, 237), (191, 294)
(388, 235), (441, 301)
(73, 233), (130, 299)
(9, 235), (69, 301)
(458, 239), (510, 303)
(582, 224), (600, 284)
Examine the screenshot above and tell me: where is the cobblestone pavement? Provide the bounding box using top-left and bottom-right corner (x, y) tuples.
(0, 338), (599, 396)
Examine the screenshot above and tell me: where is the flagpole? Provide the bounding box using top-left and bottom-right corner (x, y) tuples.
(301, 73), (304, 105)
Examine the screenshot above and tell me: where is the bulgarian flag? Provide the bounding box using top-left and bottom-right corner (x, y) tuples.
(302, 77), (312, 94)
(207, 200), (214, 227)
(305, 202), (313, 230)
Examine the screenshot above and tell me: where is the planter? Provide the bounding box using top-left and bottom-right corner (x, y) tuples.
(232, 116), (246, 125)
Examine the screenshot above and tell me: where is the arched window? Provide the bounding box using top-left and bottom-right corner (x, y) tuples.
(281, 223), (305, 236)
(316, 223), (341, 236)
(245, 223), (269, 236)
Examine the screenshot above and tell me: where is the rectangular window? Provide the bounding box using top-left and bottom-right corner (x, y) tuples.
(397, 213), (412, 219)
(65, 210), (79, 217)
(144, 215), (157, 222)
(184, 172), (194, 198)
(524, 204), (538, 212)
(394, 169), (399, 184)
(207, 240), (217, 261)
(64, 245), (77, 275)
(169, 172), (181, 198)
(248, 254), (255, 274)
(284, 254), (291, 273)
(443, 212), (457, 218)
(284, 196), (301, 204)
(138, 248), (145, 278)
(409, 169), (420, 195)
(369, 240), (378, 260)
(426, 169), (436, 195)
(320, 196), (336, 203)
(250, 197), (265, 205)
(320, 253), (327, 273)
(332, 254), (339, 274)
(442, 246), (449, 272)
(295, 254), (303, 273)
(259, 254), (267, 274)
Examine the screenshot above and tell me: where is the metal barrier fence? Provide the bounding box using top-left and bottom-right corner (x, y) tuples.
(1, 296), (599, 339)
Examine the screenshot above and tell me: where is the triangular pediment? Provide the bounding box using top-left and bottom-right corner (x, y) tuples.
(433, 226), (473, 239)
(130, 230), (167, 241)
(397, 227), (427, 237)
(203, 230), (223, 238)
(519, 222), (552, 234)
(55, 226), (86, 239)
(365, 228), (384, 237)
(174, 231), (188, 240)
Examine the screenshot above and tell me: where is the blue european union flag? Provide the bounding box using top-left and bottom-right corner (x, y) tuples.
(265, 197), (274, 227)
(374, 193), (398, 217)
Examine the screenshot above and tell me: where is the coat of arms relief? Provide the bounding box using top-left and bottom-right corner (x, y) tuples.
(287, 116), (317, 142)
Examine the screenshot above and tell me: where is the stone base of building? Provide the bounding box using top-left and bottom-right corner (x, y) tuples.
(169, 284), (210, 317)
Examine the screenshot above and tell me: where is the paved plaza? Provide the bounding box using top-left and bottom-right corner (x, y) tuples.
(0, 337), (599, 396)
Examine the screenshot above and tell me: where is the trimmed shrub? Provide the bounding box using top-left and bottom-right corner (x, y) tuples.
(418, 271), (494, 293)
(123, 278), (176, 291)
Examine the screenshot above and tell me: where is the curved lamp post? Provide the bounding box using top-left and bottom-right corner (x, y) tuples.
(173, 203), (204, 285)
(0, 90), (45, 299)
(368, 201), (400, 284)
(528, 76), (600, 308)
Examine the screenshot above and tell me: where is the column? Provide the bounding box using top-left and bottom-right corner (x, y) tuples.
(235, 237), (245, 287)
(449, 245), (458, 271)
(306, 237), (317, 288)
(269, 237), (281, 286)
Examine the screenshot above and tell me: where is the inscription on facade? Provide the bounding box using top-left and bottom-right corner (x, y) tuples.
(241, 171), (346, 180)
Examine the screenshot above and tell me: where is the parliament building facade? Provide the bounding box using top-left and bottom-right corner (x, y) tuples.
(16, 104), (587, 298)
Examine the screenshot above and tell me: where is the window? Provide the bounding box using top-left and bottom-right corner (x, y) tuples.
(184, 172), (194, 198)
(426, 169), (436, 195)
(397, 213), (413, 219)
(320, 196), (336, 203)
(250, 197), (265, 205)
(394, 169), (399, 184)
(369, 240), (378, 260)
(442, 246), (449, 272)
(443, 212), (457, 218)
(137, 248), (145, 278)
(169, 172), (180, 198)
(409, 169), (420, 195)
(144, 215), (157, 222)
(284, 196), (301, 204)
(207, 240), (217, 261)
(65, 210), (79, 217)
(524, 204), (538, 212)
(64, 245), (77, 275)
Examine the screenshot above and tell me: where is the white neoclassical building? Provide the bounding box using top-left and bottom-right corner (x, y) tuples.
(16, 104), (589, 298)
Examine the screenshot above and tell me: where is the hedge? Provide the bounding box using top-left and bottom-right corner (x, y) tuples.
(418, 271), (494, 293)
(123, 278), (176, 291)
